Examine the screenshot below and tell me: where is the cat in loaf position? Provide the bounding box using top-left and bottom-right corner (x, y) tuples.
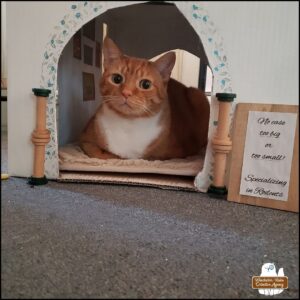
(79, 37), (210, 160)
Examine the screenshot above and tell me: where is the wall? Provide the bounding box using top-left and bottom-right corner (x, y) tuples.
(1, 101), (7, 131)
(151, 50), (201, 89)
(1, 2), (7, 131)
(1, 1), (7, 79)
(201, 1), (299, 103)
(57, 19), (102, 146)
(7, 2), (71, 177)
(100, 3), (208, 62)
(6, 1), (299, 177)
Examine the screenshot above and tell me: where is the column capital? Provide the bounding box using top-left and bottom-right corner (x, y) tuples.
(216, 93), (237, 102)
(32, 88), (51, 97)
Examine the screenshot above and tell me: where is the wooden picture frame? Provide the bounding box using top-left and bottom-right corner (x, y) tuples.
(227, 103), (299, 212)
(82, 72), (95, 101)
(95, 42), (101, 68)
(83, 45), (93, 66)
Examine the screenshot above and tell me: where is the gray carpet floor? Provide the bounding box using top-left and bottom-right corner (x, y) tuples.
(1, 131), (299, 299)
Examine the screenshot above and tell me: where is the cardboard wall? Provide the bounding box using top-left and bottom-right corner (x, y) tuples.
(6, 1), (299, 177)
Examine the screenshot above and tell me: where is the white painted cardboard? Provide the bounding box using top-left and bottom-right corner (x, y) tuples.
(5, 1), (299, 191)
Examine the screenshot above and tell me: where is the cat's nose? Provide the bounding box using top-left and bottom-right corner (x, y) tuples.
(121, 88), (133, 98)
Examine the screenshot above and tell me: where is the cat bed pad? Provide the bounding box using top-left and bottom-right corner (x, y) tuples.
(58, 171), (197, 191)
(58, 144), (204, 176)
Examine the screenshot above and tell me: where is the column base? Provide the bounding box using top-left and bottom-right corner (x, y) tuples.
(207, 184), (227, 198)
(27, 176), (48, 186)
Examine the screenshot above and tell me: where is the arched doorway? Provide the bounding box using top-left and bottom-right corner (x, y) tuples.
(40, 1), (233, 192)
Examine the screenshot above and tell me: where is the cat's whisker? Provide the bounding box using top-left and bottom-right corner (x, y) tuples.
(101, 95), (124, 104)
(101, 99), (123, 107)
(101, 97), (121, 101)
(131, 96), (155, 107)
(142, 107), (154, 115)
(101, 95), (121, 98)
(129, 98), (154, 115)
(127, 98), (141, 105)
(131, 96), (146, 103)
(145, 96), (160, 103)
(128, 98), (147, 109)
(102, 97), (120, 101)
(102, 94), (154, 114)
(101, 99), (116, 104)
(130, 96), (147, 103)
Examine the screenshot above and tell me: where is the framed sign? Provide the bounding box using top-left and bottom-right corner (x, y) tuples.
(95, 42), (101, 68)
(227, 103), (298, 212)
(84, 45), (93, 66)
(82, 72), (95, 101)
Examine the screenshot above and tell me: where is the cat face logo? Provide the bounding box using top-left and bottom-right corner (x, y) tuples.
(252, 263), (288, 296)
(264, 263), (275, 272)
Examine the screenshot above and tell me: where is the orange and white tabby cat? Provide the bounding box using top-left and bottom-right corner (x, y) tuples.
(79, 37), (210, 160)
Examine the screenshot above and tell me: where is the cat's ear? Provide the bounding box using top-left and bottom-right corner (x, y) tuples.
(153, 52), (176, 82)
(103, 37), (123, 68)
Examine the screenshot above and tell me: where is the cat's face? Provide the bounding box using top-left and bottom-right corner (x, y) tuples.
(100, 37), (176, 118)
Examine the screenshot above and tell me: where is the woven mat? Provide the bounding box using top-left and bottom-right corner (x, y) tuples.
(59, 144), (204, 176)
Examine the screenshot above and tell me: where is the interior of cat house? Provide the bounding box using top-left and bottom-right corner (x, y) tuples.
(57, 2), (213, 190)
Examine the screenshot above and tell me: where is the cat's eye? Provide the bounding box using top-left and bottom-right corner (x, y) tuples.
(111, 73), (123, 84)
(139, 79), (152, 90)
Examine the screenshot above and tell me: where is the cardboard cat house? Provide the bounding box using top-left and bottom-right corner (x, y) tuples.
(6, 1), (298, 204)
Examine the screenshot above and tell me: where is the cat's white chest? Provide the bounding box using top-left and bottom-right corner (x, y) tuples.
(97, 106), (162, 159)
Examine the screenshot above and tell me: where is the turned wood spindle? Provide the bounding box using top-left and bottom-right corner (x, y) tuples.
(208, 93), (236, 196)
(28, 88), (51, 185)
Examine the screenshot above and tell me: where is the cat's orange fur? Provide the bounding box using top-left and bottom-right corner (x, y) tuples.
(79, 37), (210, 160)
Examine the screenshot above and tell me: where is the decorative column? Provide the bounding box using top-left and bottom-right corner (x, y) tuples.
(208, 93), (236, 196)
(28, 88), (51, 185)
